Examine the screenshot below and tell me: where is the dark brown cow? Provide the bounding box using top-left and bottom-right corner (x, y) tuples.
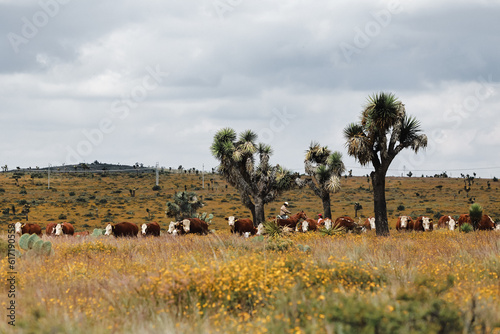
(476, 215), (495, 231)
(141, 222), (161, 236)
(414, 216), (433, 232)
(334, 216), (358, 232)
(55, 222), (75, 236)
(45, 223), (57, 235)
(225, 216), (256, 235)
(105, 222), (139, 237)
(14, 222), (42, 236)
(277, 211), (307, 230)
(179, 218), (209, 235)
(396, 216), (414, 231)
(438, 216), (457, 230)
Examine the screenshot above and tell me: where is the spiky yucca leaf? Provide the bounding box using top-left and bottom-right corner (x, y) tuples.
(362, 92), (401, 132)
(325, 175), (341, 193)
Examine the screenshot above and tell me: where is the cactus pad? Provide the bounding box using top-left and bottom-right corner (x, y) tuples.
(19, 234), (31, 250)
(32, 240), (44, 253)
(41, 241), (53, 256)
(27, 234), (41, 249)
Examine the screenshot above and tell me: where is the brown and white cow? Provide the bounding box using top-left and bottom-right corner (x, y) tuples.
(396, 216), (414, 231)
(301, 218), (320, 232)
(226, 216), (257, 235)
(166, 221), (179, 235)
(105, 222), (138, 237)
(363, 217), (375, 231)
(14, 222), (42, 236)
(45, 223), (57, 235)
(438, 216), (457, 230)
(334, 216), (358, 232)
(180, 218), (209, 235)
(477, 215), (495, 231)
(141, 222), (161, 236)
(414, 216), (433, 232)
(256, 223), (266, 236)
(55, 222), (75, 236)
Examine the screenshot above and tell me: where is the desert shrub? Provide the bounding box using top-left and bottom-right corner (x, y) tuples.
(76, 197), (87, 203)
(425, 208), (434, 214)
(265, 237), (293, 251)
(152, 185), (161, 191)
(99, 199), (108, 204)
(68, 191), (76, 196)
(0, 188), (5, 193)
(460, 223), (473, 233)
(397, 204), (405, 211)
(18, 199), (27, 205)
(19, 189), (27, 195)
(58, 214), (67, 220)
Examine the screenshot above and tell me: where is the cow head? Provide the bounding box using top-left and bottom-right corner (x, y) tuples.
(167, 221), (177, 234)
(324, 218), (332, 230)
(400, 216), (409, 228)
(182, 219), (191, 233)
(256, 223), (265, 236)
(302, 220), (309, 233)
(55, 223), (63, 236)
(243, 232), (251, 238)
(104, 223), (113, 236)
(421, 217), (432, 231)
(14, 222), (23, 235)
(141, 224), (148, 235)
(368, 217), (375, 230)
(225, 216), (237, 226)
(447, 216), (457, 231)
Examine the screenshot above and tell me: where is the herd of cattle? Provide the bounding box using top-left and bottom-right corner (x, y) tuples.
(12, 211), (500, 239)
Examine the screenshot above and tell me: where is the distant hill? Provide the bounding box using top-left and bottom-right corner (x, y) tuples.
(8, 162), (155, 173)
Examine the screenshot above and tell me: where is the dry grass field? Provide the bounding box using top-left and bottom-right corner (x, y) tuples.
(1, 171), (499, 333)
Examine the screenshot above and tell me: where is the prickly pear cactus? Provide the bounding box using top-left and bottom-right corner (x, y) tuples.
(32, 240), (44, 253)
(41, 241), (53, 256)
(27, 234), (41, 249)
(19, 234), (31, 250)
(92, 228), (104, 237)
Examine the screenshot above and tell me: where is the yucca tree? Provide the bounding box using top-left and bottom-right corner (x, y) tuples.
(344, 92), (427, 236)
(301, 142), (345, 219)
(211, 128), (296, 226)
(166, 191), (204, 221)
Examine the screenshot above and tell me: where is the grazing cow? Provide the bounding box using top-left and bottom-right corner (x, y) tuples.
(323, 218), (333, 230)
(180, 218), (209, 235)
(438, 216), (457, 230)
(45, 223), (57, 235)
(334, 216), (358, 232)
(226, 216), (257, 235)
(457, 214), (471, 228)
(55, 222), (75, 236)
(105, 222), (138, 237)
(14, 222), (42, 236)
(276, 211), (307, 230)
(141, 222), (161, 236)
(301, 218), (319, 232)
(414, 216), (433, 232)
(396, 216), (414, 231)
(477, 215), (495, 231)
(74, 231), (90, 237)
(167, 221), (179, 235)
(363, 217), (375, 231)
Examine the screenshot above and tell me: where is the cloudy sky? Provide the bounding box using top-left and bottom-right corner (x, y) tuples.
(1, 0), (500, 177)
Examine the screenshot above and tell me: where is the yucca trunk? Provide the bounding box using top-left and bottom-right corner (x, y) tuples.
(321, 193), (332, 219)
(254, 198), (266, 227)
(372, 169), (390, 236)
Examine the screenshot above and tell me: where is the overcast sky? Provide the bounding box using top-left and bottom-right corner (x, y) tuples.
(1, 0), (500, 177)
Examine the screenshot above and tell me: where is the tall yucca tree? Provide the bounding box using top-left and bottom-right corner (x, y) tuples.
(302, 142), (345, 219)
(344, 92), (427, 236)
(211, 128), (296, 226)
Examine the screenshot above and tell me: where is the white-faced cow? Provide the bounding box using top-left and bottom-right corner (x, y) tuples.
(54, 222), (75, 236)
(167, 221), (179, 235)
(301, 218), (319, 232)
(15, 222), (42, 236)
(141, 222), (160, 236)
(396, 216), (414, 231)
(438, 216), (457, 230)
(105, 222), (138, 237)
(180, 218), (209, 235)
(363, 217), (375, 231)
(256, 223), (265, 236)
(45, 222), (57, 235)
(414, 216), (433, 232)
(225, 216), (256, 235)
